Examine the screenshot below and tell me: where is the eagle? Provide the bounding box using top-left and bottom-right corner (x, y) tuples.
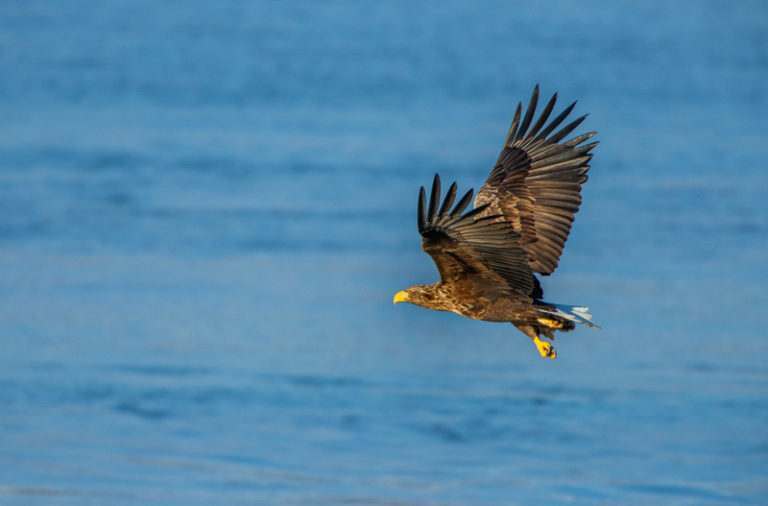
(394, 85), (599, 359)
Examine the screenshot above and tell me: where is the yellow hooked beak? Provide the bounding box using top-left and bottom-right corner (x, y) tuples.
(393, 290), (410, 304)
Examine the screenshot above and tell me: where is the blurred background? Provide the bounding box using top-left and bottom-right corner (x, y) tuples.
(1, 1), (766, 504)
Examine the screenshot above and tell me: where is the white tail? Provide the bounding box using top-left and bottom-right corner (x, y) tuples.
(541, 303), (600, 329)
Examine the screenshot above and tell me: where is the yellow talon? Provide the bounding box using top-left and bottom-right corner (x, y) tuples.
(537, 318), (564, 329)
(533, 336), (557, 359)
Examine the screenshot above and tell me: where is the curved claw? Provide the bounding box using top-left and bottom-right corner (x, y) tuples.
(533, 336), (557, 359)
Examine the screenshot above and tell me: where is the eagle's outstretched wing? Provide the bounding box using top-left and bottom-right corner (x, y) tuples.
(475, 85), (598, 275)
(419, 174), (534, 299)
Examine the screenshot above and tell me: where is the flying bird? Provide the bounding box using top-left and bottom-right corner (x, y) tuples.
(394, 85), (599, 359)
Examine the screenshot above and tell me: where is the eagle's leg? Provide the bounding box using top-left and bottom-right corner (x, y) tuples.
(515, 324), (556, 359)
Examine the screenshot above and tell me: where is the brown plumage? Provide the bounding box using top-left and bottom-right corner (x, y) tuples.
(394, 85), (599, 359)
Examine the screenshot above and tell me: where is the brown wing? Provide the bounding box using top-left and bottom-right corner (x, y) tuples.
(474, 85), (598, 275)
(419, 174), (534, 299)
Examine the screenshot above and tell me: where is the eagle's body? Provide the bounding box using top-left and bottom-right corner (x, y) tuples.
(400, 282), (537, 323)
(394, 85), (599, 358)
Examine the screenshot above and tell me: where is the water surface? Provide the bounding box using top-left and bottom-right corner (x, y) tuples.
(1, 1), (767, 504)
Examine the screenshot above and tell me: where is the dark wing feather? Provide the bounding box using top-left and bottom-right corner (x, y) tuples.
(475, 84), (598, 275)
(419, 174), (534, 299)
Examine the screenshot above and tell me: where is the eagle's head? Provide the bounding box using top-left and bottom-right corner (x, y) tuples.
(393, 284), (445, 310)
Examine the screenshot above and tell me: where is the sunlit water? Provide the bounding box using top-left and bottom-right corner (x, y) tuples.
(1, 1), (767, 504)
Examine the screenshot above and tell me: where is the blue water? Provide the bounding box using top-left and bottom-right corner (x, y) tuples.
(1, 1), (767, 504)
